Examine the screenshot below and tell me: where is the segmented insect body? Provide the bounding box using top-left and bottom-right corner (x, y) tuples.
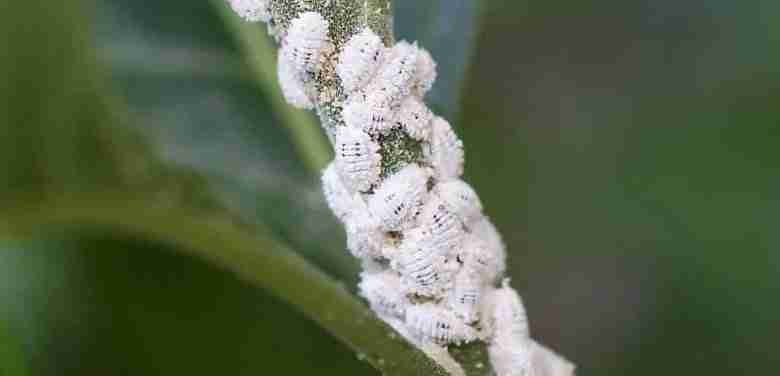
(344, 199), (384, 259)
(277, 51), (314, 109)
(412, 47), (437, 98)
(448, 268), (484, 323)
(406, 303), (477, 345)
(434, 179), (483, 226)
(228, 0), (271, 22)
(416, 195), (467, 255)
(458, 235), (503, 286)
(490, 279), (530, 339)
(369, 41), (418, 108)
(393, 230), (454, 297)
(337, 28), (387, 93)
(321, 163), (357, 221)
(334, 126), (381, 192)
(284, 12), (330, 75)
(395, 96), (433, 140)
(368, 164), (430, 231)
(425, 117), (464, 181)
(342, 95), (394, 134)
(470, 218), (507, 283)
(359, 270), (408, 318)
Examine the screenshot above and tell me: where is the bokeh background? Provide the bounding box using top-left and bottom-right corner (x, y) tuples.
(2, 0), (778, 375)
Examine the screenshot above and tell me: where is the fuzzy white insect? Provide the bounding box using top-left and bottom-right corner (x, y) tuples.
(434, 179), (483, 225)
(342, 94), (394, 134)
(228, 0), (271, 22)
(368, 41), (418, 107)
(359, 270), (409, 318)
(425, 116), (464, 181)
(337, 28), (387, 93)
(489, 279), (530, 339)
(394, 96), (433, 140)
(392, 231), (455, 297)
(470, 218), (507, 283)
(321, 162), (356, 221)
(412, 46), (437, 98)
(484, 280), (533, 376)
(406, 303), (477, 345)
(333, 126), (381, 192)
(415, 194), (467, 255)
(343, 199), (384, 259)
(277, 51), (314, 109)
(284, 12), (330, 75)
(447, 267), (484, 324)
(368, 164), (430, 231)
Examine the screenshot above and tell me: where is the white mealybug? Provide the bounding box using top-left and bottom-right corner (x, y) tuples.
(490, 279), (530, 339)
(337, 28), (387, 93)
(359, 270), (408, 318)
(368, 164), (430, 231)
(406, 303), (477, 345)
(369, 41), (418, 107)
(277, 51), (314, 109)
(447, 267), (484, 323)
(416, 194), (467, 255)
(458, 234), (503, 286)
(530, 340), (576, 376)
(393, 228), (457, 297)
(342, 95), (394, 134)
(434, 179), (483, 225)
(425, 116), (464, 181)
(284, 12), (330, 75)
(228, 0), (271, 22)
(413, 46), (437, 98)
(470, 217), (507, 282)
(395, 96), (433, 140)
(484, 281), (533, 376)
(343, 198), (384, 259)
(333, 126), (381, 192)
(321, 162), (355, 221)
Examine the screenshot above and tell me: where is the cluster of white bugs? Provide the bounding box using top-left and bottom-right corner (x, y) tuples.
(231, 4), (573, 375)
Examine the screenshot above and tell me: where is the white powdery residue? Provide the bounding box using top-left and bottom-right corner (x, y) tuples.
(470, 217), (507, 283)
(368, 164), (430, 231)
(412, 46), (437, 98)
(426, 116), (464, 181)
(434, 179), (483, 226)
(228, 0), (271, 22)
(342, 93), (394, 134)
(447, 266), (484, 324)
(321, 162), (356, 221)
(392, 228), (457, 297)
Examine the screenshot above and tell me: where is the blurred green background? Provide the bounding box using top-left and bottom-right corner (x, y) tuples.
(2, 0), (779, 375)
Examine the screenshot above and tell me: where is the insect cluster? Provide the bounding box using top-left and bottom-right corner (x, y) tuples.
(231, 4), (573, 375)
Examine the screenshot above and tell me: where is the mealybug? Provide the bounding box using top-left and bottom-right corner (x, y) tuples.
(395, 96), (433, 140)
(393, 228), (457, 297)
(425, 117), (464, 181)
(359, 270), (408, 318)
(368, 164), (430, 231)
(416, 195), (467, 255)
(284, 12), (330, 75)
(344, 200), (384, 260)
(334, 126), (381, 192)
(277, 51), (314, 109)
(433, 179), (483, 226)
(342, 95), (394, 134)
(406, 303), (477, 345)
(470, 218), (507, 282)
(413, 46), (437, 98)
(448, 267), (484, 323)
(321, 162), (356, 221)
(337, 28), (387, 93)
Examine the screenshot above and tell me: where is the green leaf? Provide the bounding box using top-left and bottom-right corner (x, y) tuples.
(0, 1), (448, 375)
(394, 0), (483, 121)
